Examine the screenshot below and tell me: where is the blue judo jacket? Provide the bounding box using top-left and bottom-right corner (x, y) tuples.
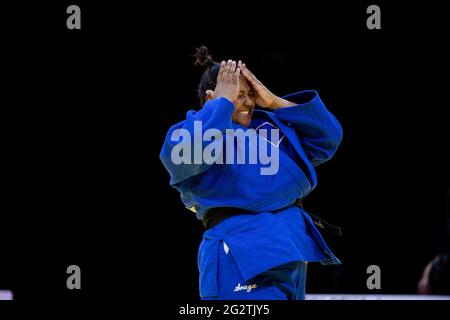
(160, 90), (343, 297)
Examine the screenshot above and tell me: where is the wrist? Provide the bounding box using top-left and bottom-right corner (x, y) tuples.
(219, 95), (237, 108)
(270, 96), (297, 110)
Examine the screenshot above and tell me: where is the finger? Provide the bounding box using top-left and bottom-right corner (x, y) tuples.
(242, 64), (255, 80)
(238, 61), (246, 73)
(227, 61), (237, 77)
(223, 60), (232, 78)
(240, 63), (249, 75)
(232, 67), (240, 81)
(218, 61), (226, 79)
(239, 64), (251, 79)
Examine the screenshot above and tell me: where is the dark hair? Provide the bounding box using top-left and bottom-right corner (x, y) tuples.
(194, 46), (221, 106)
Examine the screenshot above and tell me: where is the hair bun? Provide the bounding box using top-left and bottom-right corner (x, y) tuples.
(194, 46), (214, 68)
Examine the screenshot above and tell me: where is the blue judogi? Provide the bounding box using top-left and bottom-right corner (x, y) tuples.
(160, 90), (343, 299)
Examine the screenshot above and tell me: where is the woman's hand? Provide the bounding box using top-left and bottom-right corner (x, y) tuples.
(206, 60), (240, 105)
(238, 61), (296, 110)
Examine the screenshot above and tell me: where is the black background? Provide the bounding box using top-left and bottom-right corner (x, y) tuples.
(1, 0), (448, 309)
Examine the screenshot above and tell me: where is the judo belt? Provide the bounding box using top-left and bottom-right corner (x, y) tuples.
(202, 199), (342, 236)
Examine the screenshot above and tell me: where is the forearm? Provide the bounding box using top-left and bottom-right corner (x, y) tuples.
(273, 90), (343, 166)
(159, 97), (234, 185)
(274, 91), (342, 139)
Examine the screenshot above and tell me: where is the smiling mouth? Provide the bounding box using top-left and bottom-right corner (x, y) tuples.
(235, 109), (253, 126)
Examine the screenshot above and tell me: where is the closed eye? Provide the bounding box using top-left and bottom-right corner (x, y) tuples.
(238, 91), (254, 99)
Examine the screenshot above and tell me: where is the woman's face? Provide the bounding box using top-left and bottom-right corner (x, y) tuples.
(231, 76), (256, 127)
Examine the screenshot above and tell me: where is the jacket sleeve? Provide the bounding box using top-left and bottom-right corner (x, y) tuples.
(273, 90), (343, 167)
(159, 97), (235, 186)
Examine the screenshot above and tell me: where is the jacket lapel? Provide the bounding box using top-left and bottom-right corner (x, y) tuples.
(256, 110), (317, 187)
